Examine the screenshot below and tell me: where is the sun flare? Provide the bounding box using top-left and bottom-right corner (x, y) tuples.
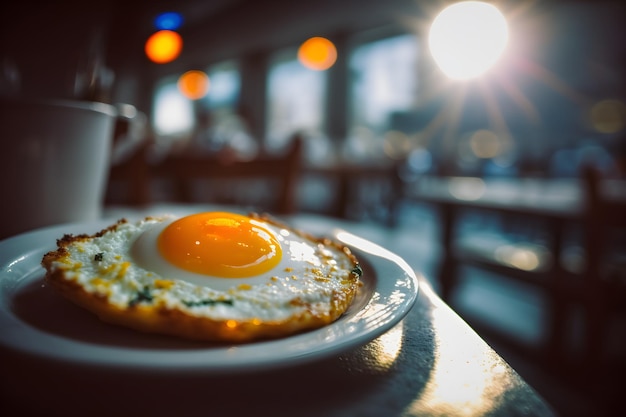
(429, 1), (509, 80)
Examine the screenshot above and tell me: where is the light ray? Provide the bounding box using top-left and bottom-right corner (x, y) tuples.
(478, 80), (513, 144)
(493, 73), (542, 125)
(440, 86), (468, 160)
(516, 57), (588, 104)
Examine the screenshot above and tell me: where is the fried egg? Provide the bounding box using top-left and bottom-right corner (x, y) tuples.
(41, 212), (362, 342)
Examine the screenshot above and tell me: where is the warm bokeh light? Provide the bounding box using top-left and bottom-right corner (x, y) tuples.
(495, 244), (544, 271)
(155, 12), (183, 30)
(590, 99), (626, 134)
(448, 177), (486, 201)
(383, 130), (412, 159)
(145, 30), (183, 64)
(177, 70), (210, 100)
(298, 37), (337, 71)
(469, 129), (501, 158)
(429, 1), (508, 80)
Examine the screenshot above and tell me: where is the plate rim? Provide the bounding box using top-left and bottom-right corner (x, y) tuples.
(0, 218), (419, 375)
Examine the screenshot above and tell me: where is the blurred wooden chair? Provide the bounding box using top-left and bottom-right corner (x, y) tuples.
(579, 166), (626, 373)
(152, 138), (303, 214)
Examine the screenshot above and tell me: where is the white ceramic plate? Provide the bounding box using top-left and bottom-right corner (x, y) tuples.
(0, 219), (418, 375)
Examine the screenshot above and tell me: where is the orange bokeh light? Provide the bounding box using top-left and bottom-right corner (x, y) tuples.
(298, 37), (337, 71)
(145, 30), (183, 64)
(177, 70), (210, 100)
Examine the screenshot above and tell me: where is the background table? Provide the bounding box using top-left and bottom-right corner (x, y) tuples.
(403, 175), (626, 393)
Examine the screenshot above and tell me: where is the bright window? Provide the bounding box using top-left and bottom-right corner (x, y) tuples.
(266, 49), (327, 152)
(204, 60), (240, 111)
(152, 77), (194, 138)
(345, 34), (420, 161)
(152, 61), (241, 140)
(349, 34), (419, 132)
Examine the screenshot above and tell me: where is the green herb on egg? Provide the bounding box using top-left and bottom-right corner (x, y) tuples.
(129, 286), (153, 307)
(351, 264), (363, 278)
(183, 299), (234, 308)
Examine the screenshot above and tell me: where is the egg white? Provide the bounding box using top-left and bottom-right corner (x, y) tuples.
(47, 215), (359, 322)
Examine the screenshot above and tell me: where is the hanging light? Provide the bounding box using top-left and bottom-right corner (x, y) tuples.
(178, 70), (210, 100)
(145, 30), (183, 64)
(154, 12), (183, 31)
(298, 37), (337, 71)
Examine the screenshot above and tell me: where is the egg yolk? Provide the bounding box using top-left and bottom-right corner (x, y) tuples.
(157, 212), (282, 278)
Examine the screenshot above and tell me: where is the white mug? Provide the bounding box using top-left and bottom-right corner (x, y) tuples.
(0, 97), (116, 239)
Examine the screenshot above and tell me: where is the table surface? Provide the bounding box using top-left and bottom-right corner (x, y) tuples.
(1, 204), (556, 417)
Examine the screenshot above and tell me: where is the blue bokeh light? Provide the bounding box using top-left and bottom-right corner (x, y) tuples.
(154, 12), (183, 31)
